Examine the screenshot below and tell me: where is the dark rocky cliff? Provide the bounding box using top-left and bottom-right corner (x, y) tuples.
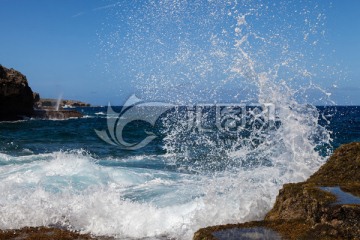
(0, 65), (85, 121)
(0, 65), (35, 120)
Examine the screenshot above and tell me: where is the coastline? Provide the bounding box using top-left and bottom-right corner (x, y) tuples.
(194, 142), (360, 240)
(0, 143), (358, 239)
(0, 227), (114, 240)
(0, 65), (89, 121)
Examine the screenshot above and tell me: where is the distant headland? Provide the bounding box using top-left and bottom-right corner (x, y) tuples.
(0, 65), (90, 121)
(35, 98), (90, 109)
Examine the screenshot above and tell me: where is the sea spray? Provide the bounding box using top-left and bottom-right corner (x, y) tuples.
(0, 0), (336, 239)
(96, 0), (333, 238)
(55, 93), (63, 111)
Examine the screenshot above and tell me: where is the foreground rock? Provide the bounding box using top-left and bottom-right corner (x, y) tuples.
(194, 142), (360, 240)
(0, 227), (113, 240)
(0, 65), (36, 121)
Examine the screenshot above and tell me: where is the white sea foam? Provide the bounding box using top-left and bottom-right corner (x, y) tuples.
(95, 112), (106, 115)
(0, 0), (336, 239)
(0, 148), (324, 239)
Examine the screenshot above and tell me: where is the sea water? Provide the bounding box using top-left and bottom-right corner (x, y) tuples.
(0, 106), (359, 239)
(1, 0), (358, 239)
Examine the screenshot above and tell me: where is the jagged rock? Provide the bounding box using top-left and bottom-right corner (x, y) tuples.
(33, 92), (40, 103)
(194, 142), (360, 240)
(0, 65), (35, 120)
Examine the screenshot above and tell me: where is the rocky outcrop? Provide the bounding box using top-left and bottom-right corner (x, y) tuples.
(33, 92), (40, 103)
(194, 142), (360, 240)
(0, 65), (86, 121)
(32, 98), (87, 119)
(0, 65), (35, 121)
(35, 98), (90, 109)
(307, 142), (360, 186)
(33, 109), (83, 120)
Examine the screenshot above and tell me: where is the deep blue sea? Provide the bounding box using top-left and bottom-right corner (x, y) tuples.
(0, 106), (358, 239)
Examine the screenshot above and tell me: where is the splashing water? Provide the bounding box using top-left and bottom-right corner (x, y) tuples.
(55, 93), (63, 111)
(0, 0), (336, 239)
(97, 0), (333, 237)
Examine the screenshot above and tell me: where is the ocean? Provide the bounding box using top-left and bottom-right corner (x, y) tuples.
(1, 0), (357, 239)
(0, 106), (359, 239)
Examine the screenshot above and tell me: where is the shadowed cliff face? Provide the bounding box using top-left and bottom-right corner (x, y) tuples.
(0, 65), (85, 121)
(0, 65), (35, 121)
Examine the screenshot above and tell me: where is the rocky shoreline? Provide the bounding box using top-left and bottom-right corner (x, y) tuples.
(1, 65), (359, 239)
(0, 143), (358, 239)
(0, 65), (89, 121)
(35, 98), (90, 109)
(194, 142), (360, 240)
(32, 109), (83, 120)
(0, 227), (100, 240)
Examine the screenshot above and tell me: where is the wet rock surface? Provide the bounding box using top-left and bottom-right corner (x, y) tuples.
(194, 142), (360, 240)
(0, 227), (114, 240)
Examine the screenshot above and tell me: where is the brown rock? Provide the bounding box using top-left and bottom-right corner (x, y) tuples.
(307, 142), (360, 186)
(0, 226), (113, 240)
(265, 183), (336, 223)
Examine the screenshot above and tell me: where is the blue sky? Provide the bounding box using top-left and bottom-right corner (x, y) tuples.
(0, 0), (359, 105)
